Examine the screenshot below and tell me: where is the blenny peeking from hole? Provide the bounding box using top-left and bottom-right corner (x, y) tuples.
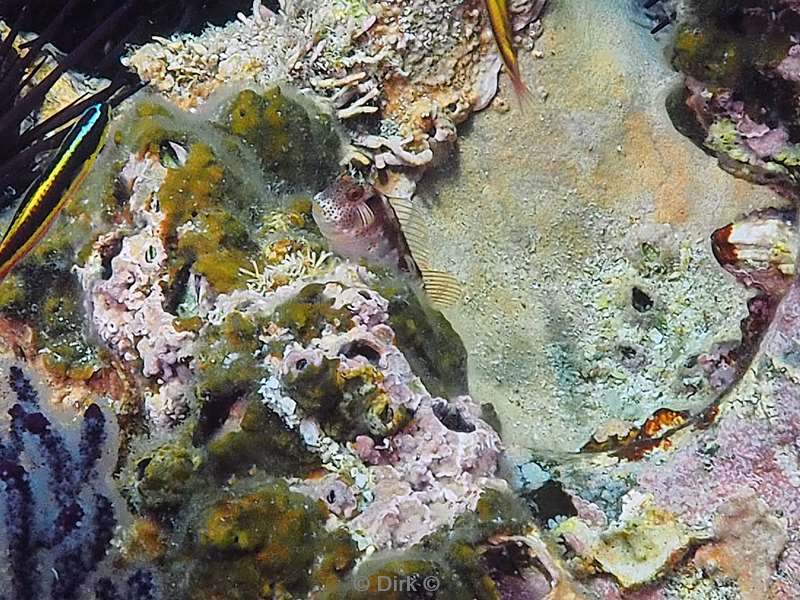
(313, 175), (461, 308)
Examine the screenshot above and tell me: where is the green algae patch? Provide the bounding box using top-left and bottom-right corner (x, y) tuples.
(331, 489), (533, 600)
(332, 557), (469, 600)
(672, 25), (744, 88)
(174, 209), (254, 294)
(157, 143), (258, 294)
(378, 279), (469, 399)
(194, 311), (270, 407)
(0, 241), (104, 381)
(672, 11), (792, 89)
(158, 143), (224, 235)
(128, 101), (184, 155)
(191, 311), (322, 478)
(284, 357), (410, 442)
(186, 482), (358, 599)
(135, 442), (203, 512)
(274, 283), (354, 343)
(38, 286), (104, 380)
(225, 87), (342, 189)
(206, 398), (321, 478)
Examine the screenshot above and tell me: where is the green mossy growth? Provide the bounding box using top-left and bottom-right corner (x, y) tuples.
(38, 286), (103, 379)
(0, 234), (103, 380)
(186, 482), (358, 599)
(157, 143), (257, 294)
(135, 442), (202, 512)
(174, 209), (254, 294)
(225, 87), (341, 189)
(378, 280), (469, 399)
(672, 24), (745, 88)
(284, 357), (410, 442)
(158, 143), (224, 235)
(194, 311), (270, 406)
(284, 356), (344, 416)
(332, 489), (533, 600)
(672, 2), (792, 89)
(274, 283), (354, 344)
(331, 557), (469, 600)
(317, 488), (533, 600)
(469, 488), (533, 537)
(207, 398), (321, 478)
(127, 101), (187, 155)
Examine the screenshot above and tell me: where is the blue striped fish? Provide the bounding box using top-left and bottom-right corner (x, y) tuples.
(0, 102), (110, 281)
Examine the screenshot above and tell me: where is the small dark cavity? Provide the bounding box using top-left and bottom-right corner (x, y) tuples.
(484, 541), (531, 577)
(295, 358), (308, 371)
(339, 340), (382, 365)
(619, 345), (637, 360)
(112, 176), (130, 208)
(192, 394), (239, 446)
(432, 401), (475, 433)
(632, 286), (654, 312)
(326, 489), (337, 504)
(0, 184), (16, 212)
(525, 480), (578, 523)
(136, 457), (152, 480)
(358, 290), (371, 300)
(163, 263), (191, 314)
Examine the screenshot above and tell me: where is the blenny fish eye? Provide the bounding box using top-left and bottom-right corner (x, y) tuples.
(0, 1), (799, 599)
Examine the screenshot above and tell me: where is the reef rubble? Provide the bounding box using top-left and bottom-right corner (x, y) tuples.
(123, 0), (547, 196)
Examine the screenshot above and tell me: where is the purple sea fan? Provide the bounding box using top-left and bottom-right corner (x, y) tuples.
(0, 364), (138, 600)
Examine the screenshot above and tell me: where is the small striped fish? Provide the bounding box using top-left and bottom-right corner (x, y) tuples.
(0, 102), (110, 281)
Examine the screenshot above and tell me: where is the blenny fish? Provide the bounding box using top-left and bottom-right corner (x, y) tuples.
(313, 175), (461, 307)
(0, 102), (110, 281)
(485, 0), (534, 105)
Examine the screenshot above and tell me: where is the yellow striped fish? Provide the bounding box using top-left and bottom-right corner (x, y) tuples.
(485, 0), (534, 107)
(0, 102), (110, 281)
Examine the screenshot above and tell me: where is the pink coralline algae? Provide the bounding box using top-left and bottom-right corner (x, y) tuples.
(350, 395), (507, 549)
(254, 277), (508, 551)
(77, 156), (197, 425)
(635, 271), (800, 597)
(80, 157), (194, 382)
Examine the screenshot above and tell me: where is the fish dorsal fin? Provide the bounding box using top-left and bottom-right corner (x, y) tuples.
(387, 196), (431, 265)
(420, 268), (462, 308)
(388, 196), (414, 226)
(386, 196), (459, 306)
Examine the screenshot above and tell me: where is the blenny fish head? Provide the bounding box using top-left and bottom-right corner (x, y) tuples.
(312, 175), (376, 235)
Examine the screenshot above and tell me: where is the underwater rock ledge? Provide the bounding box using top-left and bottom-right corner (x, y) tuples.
(0, 83), (584, 599)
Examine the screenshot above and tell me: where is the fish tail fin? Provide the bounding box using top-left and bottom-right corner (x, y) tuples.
(510, 71), (536, 113)
(420, 269), (462, 308)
